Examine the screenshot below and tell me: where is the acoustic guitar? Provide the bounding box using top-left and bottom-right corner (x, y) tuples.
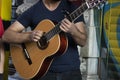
(10, 0), (106, 79)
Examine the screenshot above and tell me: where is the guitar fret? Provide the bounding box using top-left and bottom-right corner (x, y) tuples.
(79, 4), (85, 13)
(82, 3), (88, 12)
(71, 12), (77, 20)
(76, 10), (80, 16)
(45, 23), (61, 41)
(70, 14), (75, 21)
(69, 3), (88, 22)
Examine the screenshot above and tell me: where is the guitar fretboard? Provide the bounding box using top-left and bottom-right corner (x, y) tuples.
(45, 2), (89, 41)
(69, 2), (88, 22)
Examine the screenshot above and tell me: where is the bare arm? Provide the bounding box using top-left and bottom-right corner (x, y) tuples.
(2, 21), (43, 44)
(60, 18), (87, 47)
(2, 21), (30, 43)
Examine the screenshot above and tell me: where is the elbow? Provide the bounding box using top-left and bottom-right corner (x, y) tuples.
(2, 32), (10, 43)
(79, 40), (87, 47)
(81, 41), (87, 47)
(2, 34), (7, 43)
(78, 36), (87, 47)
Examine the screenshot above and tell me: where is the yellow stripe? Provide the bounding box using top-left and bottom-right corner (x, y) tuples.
(0, 0), (2, 16)
(109, 0), (120, 3)
(1, 0), (12, 20)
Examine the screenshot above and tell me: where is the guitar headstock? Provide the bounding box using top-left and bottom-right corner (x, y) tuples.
(87, 0), (107, 9)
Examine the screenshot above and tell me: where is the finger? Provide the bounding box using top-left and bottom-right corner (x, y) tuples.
(60, 24), (69, 32)
(60, 25), (66, 32)
(63, 18), (71, 24)
(62, 19), (72, 28)
(31, 31), (43, 42)
(30, 32), (37, 42)
(35, 31), (43, 40)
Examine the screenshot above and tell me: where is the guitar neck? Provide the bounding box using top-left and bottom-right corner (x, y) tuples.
(45, 2), (90, 41)
(68, 2), (89, 22)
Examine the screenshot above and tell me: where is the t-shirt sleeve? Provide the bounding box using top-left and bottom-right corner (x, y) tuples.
(0, 18), (4, 38)
(17, 6), (33, 28)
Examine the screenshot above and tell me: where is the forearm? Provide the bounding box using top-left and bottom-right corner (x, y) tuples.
(71, 22), (87, 47)
(71, 30), (87, 47)
(2, 30), (31, 44)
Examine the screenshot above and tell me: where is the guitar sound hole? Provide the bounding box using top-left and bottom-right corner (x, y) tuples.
(37, 36), (49, 49)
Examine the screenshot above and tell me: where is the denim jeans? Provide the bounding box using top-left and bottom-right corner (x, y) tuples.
(39, 69), (82, 80)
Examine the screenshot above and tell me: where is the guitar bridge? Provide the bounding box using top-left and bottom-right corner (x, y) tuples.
(22, 43), (32, 65)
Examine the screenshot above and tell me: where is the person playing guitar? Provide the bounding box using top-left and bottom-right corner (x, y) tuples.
(2, 0), (87, 80)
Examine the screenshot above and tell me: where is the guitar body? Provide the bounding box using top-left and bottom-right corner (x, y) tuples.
(10, 19), (68, 79)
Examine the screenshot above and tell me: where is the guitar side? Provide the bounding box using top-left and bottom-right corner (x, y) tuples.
(10, 19), (68, 79)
